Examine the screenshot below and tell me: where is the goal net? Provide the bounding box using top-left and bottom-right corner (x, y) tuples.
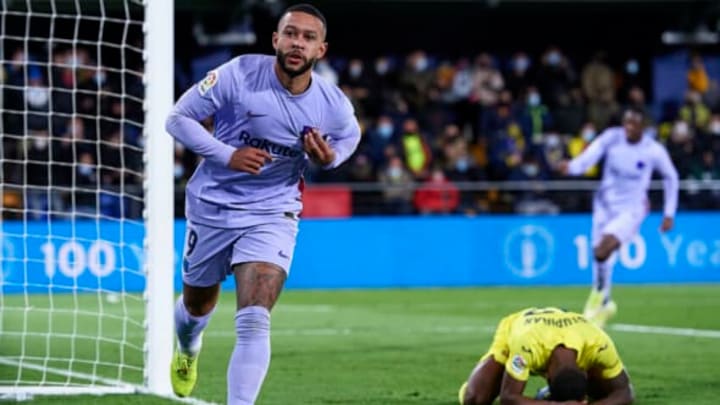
(0, 0), (174, 399)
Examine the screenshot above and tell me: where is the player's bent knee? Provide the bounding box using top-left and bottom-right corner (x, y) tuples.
(186, 301), (216, 317)
(593, 246), (611, 262)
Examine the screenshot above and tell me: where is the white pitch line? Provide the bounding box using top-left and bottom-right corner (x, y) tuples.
(0, 358), (218, 405)
(609, 323), (720, 339)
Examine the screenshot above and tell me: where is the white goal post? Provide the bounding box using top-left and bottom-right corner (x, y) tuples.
(0, 0), (174, 400)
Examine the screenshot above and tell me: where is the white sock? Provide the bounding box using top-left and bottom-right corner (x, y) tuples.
(174, 296), (212, 356)
(592, 259), (614, 304)
(227, 306), (271, 405)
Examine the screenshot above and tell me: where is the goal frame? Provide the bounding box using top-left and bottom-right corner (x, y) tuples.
(0, 0), (175, 399)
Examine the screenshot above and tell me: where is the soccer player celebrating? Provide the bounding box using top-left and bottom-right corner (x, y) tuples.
(458, 307), (634, 405)
(165, 4), (361, 404)
(559, 108), (679, 328)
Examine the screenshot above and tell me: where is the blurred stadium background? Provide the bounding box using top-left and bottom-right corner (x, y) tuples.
(1, 0), (720, 404)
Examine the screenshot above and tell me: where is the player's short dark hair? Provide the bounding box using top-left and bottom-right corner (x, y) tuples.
(549, 368), (587, 401)
(282, 3), (327, 35)
(624, 105), (645, 119)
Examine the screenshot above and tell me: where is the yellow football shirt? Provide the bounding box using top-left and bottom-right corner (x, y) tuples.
(480, 307), (624, 382)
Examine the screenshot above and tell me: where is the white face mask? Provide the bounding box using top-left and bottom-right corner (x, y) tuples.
(626, 60), (639, 75)
(528, 93), (541, 106)
(174, 163), (185, 179)
(349, 64), (362, 78)
(26, 86), (49, 107)
(523, 164), (539, 177)
(414, 57), (428, 72)
(388, 166), (402, 179)
(375, 60), (389, 75)
(455, 157), (469, 172)
(547, 51), (561, 66)
(582, 129), (596, 142)
(32, 136), (48, 149)
(78, 163), (94, 176)
(546, 134), (560, 148)
(673, 121), (689, 138)
(377, 123), (393, 139)
(710, 120), (720, 135)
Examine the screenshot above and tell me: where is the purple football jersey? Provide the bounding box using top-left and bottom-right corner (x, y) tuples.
(166, 55), (361, 227)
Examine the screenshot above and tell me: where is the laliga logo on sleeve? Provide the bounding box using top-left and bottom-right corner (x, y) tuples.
(510, 354), (527, 374)
(198, 70), (218, 96)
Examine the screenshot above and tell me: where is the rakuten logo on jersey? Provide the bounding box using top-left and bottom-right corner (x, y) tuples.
(238, 130), (301, 158)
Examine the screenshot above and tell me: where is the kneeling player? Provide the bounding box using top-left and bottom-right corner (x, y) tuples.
(458, 307), (634, 405)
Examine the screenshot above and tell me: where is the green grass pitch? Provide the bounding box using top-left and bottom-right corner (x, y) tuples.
(1, 285), (718, 404)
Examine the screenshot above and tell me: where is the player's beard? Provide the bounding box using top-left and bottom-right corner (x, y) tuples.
(276, 50), (316, 78)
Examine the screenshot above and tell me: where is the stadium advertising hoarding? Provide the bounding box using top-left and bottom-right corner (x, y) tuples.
(1, 213), (719, 293)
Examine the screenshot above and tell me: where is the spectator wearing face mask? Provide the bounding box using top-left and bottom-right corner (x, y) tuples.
(618, 58), (643, 101)
(378, 155), (414, 215)
(399, 50), (435, 114)
(535, 46), (575, 108)
(441, 133), (484, 182)
(367, 55), (402, 117)
(507, 153), (559, 214)
(339, 58), (372, 114)
(666, 120), (695, 178)
(25, 66), (50, 131)
(520, 86), (553, 148)
(450, 58), (480, 139)
(505, 52), (534, 99)
(567, 122), (600, 178)
(366, 115), (397, 166)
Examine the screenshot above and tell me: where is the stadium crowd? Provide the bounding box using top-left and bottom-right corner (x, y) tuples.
(301, 48), (720, 215)
(2, 45), (720, 218)
(1, 46), (145, 219)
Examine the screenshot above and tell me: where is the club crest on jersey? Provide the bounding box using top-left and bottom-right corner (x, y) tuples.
(198, 70), (218, 96)
(510, 354), (527, 374)
(636, 161), (645, 169)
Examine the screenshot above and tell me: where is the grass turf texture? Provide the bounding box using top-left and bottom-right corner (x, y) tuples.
(1, 285), (718, 404)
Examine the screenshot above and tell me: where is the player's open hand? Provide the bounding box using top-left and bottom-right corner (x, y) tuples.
(228, 147), (272, 175)
(303, 127), (336, 166)
(660, 216), (674, 232)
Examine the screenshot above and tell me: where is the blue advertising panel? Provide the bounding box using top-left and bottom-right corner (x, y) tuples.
(1, 213), (719, 293)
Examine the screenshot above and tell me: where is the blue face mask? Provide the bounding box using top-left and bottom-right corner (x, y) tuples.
(349, 65), (362, 78)
(455, 158), (469, 172)
(547, 52), (561, 66)
(174, 164), (185, 179)
(528, 93), (541, 106)
(377, 123), (393, 139)
(513, 57), (529, 72)
(626, 60), (639, 75)
(523, 164), (539, 177)
(582, 129), (596, 142)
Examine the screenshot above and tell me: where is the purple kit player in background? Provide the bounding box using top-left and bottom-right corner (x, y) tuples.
(165, 4), (360, 404)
